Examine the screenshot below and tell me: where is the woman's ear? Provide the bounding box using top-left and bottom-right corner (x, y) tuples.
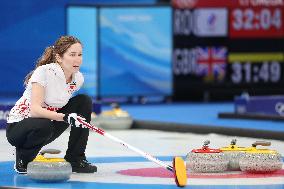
(55, 54), (62, 63)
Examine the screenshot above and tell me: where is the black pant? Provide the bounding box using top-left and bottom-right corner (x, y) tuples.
(6, 94), (92, 163)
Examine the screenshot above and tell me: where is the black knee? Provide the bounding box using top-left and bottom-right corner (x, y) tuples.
(74, 94), (92, 113)
(76, 94), (92, 107)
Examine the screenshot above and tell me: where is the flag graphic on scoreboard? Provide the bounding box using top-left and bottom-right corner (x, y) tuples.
(195, 46), (227, 82)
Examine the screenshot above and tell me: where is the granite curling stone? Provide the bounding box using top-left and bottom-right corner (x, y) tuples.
(220, 139), (247, 171)
(186, 140), (229, 173)
(95, 103), (133, 130)
(27, 149), (72, 182)
(239, 141), (283, 173)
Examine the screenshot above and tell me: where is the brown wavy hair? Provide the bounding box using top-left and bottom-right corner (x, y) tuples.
(24, 35), (81, 86)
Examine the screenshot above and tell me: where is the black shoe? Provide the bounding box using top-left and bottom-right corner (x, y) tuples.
(14, 152), (28, 174)
(69, 159), (97, 173)
(14, 148), (28, 174)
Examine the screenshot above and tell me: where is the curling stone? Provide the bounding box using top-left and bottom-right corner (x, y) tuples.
(186, 140), (229, 173)
(27, 149), (72, 182)
(220, 139), (247, 171)
(239, 141), (283, 173)
(95, 103), (133, 130)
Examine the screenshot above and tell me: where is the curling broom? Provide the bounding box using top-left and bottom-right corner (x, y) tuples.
(78, 118), (187, 187)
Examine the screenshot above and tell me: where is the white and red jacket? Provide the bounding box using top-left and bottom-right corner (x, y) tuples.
(7, 63), (84, 123)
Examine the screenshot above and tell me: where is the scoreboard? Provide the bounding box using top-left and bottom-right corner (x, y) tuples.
(172, 0), (284, 101)
(230, 6), (283, 38)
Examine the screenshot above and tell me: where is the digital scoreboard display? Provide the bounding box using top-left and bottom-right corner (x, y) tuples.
(172, 0), (284, 101)
(230, 7), (283, 38)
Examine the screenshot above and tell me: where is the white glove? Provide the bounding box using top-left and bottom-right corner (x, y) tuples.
(63, 113), (86, 128)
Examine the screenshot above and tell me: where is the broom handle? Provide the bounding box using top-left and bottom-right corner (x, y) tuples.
(78, 118), (174, 172)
